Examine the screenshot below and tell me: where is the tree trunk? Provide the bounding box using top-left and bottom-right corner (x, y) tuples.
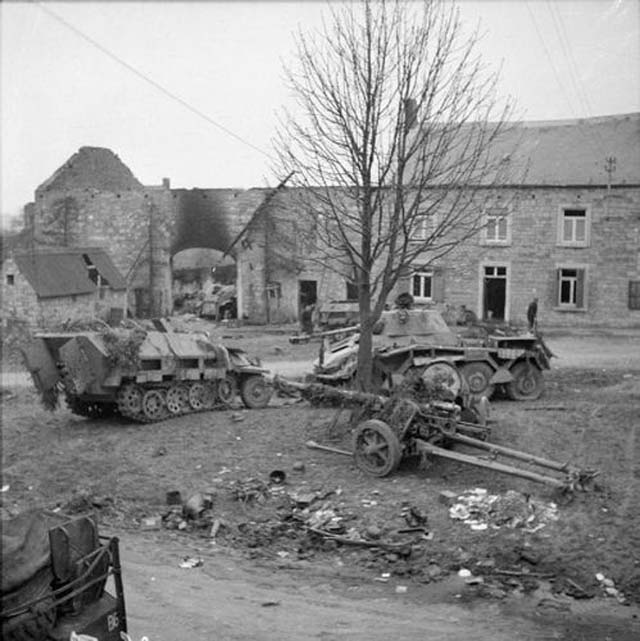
(356, 281), (374, 391)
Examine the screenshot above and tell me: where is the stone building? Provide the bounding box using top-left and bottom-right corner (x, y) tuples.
(1, 246), (126, 329)
(19, 112), (640, 327)
(237, 113), (640, 328)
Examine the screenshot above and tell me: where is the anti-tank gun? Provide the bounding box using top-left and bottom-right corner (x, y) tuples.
(274, 377), (597, 492)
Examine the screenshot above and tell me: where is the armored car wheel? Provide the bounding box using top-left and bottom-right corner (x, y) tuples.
(460, 362), (495, 398)
(240, 375), (273, 409)
(166, 384), (189, 414)
(352, 419), (402, 477)
(507, 361), (544, 400)
(142, 389), (167, 421)
(419, 361), (462, 398)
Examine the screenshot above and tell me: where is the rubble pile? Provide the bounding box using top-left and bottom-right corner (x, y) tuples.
(448, 488), (558, 532)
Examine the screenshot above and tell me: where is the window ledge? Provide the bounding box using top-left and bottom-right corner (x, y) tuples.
(480, 240), (511, 247)
(552, 306), (587, 313)
(556, 243), (589, 249)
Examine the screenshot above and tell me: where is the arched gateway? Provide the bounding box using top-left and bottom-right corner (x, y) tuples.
(25, 147), (282, 320)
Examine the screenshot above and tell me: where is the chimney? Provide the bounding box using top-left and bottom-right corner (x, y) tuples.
(162, 177), (171, 189)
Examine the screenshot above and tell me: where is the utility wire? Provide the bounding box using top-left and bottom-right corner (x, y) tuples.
(524, 0), (578, 118)
(545, 1), (609, 153)
(32, 1), (275, 162)
(524, 0), (605, 163)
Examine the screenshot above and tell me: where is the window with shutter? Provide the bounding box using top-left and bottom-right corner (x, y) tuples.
(556, 265), (587, 310)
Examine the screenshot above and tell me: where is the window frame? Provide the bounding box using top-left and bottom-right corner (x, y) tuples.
(482, 207), (511, 245)
(411, 270), (433, 302)
(6, 273), (15, 286)
(554, 264), (588, 311)
(557, 205), (591, 248)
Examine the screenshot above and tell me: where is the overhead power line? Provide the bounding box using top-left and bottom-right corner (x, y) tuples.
(32, 0), (274, 162)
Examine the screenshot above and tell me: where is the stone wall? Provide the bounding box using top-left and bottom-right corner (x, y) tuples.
(240, 185), (640, 328)
(1, 256), (126, 330)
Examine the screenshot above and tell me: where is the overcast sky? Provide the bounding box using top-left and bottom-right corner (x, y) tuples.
(1, 0), (638, 222)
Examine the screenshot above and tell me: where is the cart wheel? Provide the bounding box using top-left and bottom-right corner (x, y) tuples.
(460, 362), (495, 398)
(240, 375), (273, 409)
(420, 361), (462, 398)
(507, 361), (544, 400)
(352, 419), (402, 477)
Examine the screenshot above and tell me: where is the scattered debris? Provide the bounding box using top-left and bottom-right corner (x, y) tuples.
(1, 485), (9, 493)
(184, 492), (214, 519)
(261, 601), (281, 607)
(596, 572), (626, 603)
(395, 585), (408, 594)
(292, 461), (306, 473)
(166, 490), (182, 505)
(152, 445), (167, 457)
(448, 488), (558, 532)
(179, 557), (203, 569)
(141, 515), (162, 531)
(269, 470), (287, 485)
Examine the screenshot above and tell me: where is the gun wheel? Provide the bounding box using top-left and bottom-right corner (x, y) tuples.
(142, 389), (167, 421)
(352, 419), (402, 477)
(166, 384), (189, 414)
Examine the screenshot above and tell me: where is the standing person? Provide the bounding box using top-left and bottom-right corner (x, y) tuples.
(300, 301), (314, 335)
(527, 296), (538, 332)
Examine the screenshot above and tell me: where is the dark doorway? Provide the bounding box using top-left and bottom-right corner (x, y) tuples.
(299, 280), (318, 313)
(482, 265), (507, 321)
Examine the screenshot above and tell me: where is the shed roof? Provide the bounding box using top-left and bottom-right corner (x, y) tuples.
(12, 247), (126, 298)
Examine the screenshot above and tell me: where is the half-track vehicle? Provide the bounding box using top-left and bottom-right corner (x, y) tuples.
(312, 308), (552, 400)
(23, 328), (272, 423)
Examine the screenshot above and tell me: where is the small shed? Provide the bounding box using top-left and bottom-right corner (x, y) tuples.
(1, 246), (127, 329)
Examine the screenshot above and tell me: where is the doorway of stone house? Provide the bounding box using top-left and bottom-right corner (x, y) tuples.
(298, 279), (318, 316)
(482, 265), (507, 322)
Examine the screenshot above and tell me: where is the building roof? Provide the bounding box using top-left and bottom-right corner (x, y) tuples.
(495, 112), (640, 186)
(36, 147), (143, 195)
(405, 112), (640, 188)
(11, 247), (126, 298)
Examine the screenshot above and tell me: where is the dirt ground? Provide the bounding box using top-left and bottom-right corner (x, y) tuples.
(2, 326), (640, 639)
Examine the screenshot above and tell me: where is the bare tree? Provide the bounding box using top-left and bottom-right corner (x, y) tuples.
(274, 0), (520, 390)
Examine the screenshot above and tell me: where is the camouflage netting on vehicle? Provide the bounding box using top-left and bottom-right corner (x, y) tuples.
(101, 329), (147, 370)
(391, 375), (453, 405)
